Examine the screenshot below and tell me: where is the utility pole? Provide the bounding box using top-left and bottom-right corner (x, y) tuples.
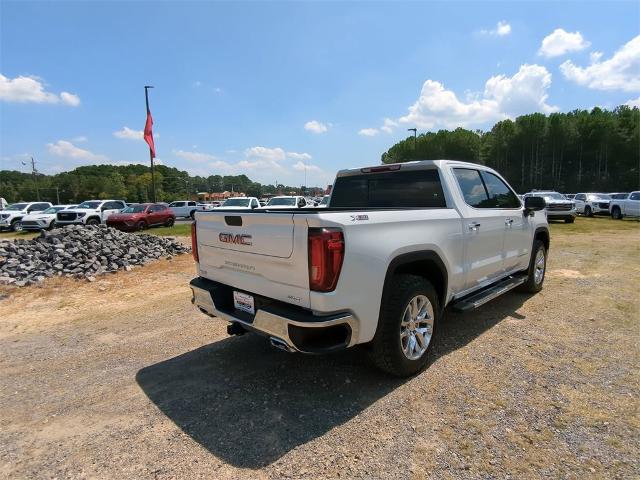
(407, 128), (417, 158)
(22, 157), (40, 201)
(55, 186), (60, 204)
(144, 86), (157, 202)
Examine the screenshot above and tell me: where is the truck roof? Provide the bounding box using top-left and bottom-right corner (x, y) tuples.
(336, 160), (486, 177)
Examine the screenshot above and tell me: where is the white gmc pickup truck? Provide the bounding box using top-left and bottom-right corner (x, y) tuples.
(190, 160), (549, 376)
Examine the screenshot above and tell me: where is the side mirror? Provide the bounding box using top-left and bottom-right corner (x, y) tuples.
(524, 196), (545, 215)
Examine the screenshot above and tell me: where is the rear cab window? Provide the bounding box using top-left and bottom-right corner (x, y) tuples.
(330, 169), (446, 208)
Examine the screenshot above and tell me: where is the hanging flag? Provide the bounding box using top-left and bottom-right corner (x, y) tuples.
(144, 110), (156, 158)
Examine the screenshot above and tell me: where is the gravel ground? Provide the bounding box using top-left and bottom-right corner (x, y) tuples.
(0, 219), (638, 479)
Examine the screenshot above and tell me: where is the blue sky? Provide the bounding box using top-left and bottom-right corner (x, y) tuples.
(1, 1), (639, 187)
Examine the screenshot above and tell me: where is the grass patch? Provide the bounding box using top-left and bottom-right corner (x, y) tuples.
(548, 215), (639, 235)
(0, 231), (39, 241)
(140, 223), (192, 237)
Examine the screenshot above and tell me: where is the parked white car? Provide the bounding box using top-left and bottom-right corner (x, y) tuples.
(0, 198), (7, 210)
(168, 201), (215, 218)
(20, 205), (78, 231)
(610, 191), (640, 219)
(56, 200), (126, 226)
(573, 193), (611, 217)
(0, 202), (53, 232)
(263, 196), (308, 209)
(215, 197), (261, 210)
(523, 191), (576, 223)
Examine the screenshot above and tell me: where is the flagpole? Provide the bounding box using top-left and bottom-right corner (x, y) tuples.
(144, 85), (157, 203)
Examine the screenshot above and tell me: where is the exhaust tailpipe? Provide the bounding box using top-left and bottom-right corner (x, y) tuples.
(270, 337), (295, 353)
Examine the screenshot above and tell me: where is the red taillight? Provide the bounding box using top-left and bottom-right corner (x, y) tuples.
(191, 222), (199, 262)
(308, 228), (344, 292)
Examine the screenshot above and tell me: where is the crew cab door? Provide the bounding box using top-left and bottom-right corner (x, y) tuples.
(479, 170), (530, 273)
(574, 194), (586, 213)
(452, 168), (507, 290)
(627, 192), (640, 216)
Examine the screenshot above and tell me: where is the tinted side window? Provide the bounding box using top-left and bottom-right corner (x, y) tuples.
(35, 203), (50, 210)
(188, 201), (196, 206)
(331, 169), (446, 208)
(480, 172), (521, 208)
(630, 192), (640, 200)
(576, 194), (586, 201)
(453, 169), (488, 208)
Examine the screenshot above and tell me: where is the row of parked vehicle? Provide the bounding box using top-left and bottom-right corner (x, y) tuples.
(521, 190), (640, 222)
(0, 194), (334, 233)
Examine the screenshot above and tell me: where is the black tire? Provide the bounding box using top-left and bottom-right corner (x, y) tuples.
(136, 221), (146, 231)
(518, 240), (547, 293)
(11, 220), (23, 232)
(86, 218), (100, 226)
(164, 217), (175, 227)
(190, 210), (196, 220)
(611, 207), (623, 220)
(370, 275), (440, 377)
(48, 221), (56, 230)
(564, 217), (575, 223)
(584, 206), (593, 217)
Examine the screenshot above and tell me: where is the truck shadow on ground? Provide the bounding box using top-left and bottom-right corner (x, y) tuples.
(136, 292), (529, 469)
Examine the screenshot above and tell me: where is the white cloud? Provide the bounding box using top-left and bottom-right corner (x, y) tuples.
(560, 35), (640, 92)
(72, 136), (88, 143)
(538, 28), (590, 58)
(0, 74), (80, 106)
(47, 140), (109, 162)
(398, 64), (558, 130)
(481, 21), (511, 37)
(114, 126), (144, 141)
(358, 128), (379, 137)
(380, 118), (398, 134)
(304, 120), (329, 134)
(173, 149), (219, 163)
(292, 161), (323, 173)
(626, 96), (640, 107)
(244, 146), (287, 162)
(287, 151), (312, 161)
(60, 91), (80, 106)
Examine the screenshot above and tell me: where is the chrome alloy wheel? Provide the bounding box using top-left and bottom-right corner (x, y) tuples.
(534, 248), (546, 285)
(400, 295), (434, 361)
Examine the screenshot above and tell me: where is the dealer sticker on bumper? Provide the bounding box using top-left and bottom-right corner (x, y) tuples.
(233, 291), (255, 314)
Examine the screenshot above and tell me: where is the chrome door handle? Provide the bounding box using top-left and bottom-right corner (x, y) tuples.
(468, 222), (481, 231)
(505, 218), (514, 227)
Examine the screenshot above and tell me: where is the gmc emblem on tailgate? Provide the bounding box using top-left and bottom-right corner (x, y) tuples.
(219, 233), (253, 246)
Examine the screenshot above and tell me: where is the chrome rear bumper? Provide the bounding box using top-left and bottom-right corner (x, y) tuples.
(190, 277), (358, 354)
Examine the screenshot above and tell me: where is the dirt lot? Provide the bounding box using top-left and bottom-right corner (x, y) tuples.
(0, 218), (638, 479)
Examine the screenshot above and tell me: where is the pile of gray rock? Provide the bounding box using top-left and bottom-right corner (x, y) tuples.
(0, 225), (190, 286)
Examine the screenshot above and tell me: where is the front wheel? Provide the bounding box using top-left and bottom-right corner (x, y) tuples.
(564, 217), (575, 224)
(11, 220), (23, 232)
(164, 217), (175, 227)
(518, 240), (546, 293)
(370, 275), (439, 377)
(190, 210), (196, 220)
(611, 207), (623, 220)
(136, 221), (146, 231)
(86, 218), (100, 226)
(584, 206), (593, 217)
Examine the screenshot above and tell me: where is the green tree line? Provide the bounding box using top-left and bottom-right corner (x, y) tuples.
(382, 105), (640, 193)
(0, 164), (310, 204)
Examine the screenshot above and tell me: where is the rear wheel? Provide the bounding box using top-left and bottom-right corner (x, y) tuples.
(518, 240), (546, 293)
(136, 221), (146, 231)
(584, 206), (593, 217)
(611, 207), (623, 220)
(370, 275), (439, 377)
(86, 218), (100, 226)
(564, 217), (575, 223)
(164, 217), (175, 227)
(190, 210), (196, 220)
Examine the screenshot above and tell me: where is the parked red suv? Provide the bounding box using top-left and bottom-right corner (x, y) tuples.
(106, 203), (175, 231)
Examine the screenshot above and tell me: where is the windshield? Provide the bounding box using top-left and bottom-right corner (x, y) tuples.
(223, 198), (250, 207)
(5, 203), (28, 211)
(76, 201), (101, 209)
(320, 196), (329, 205)
(268, 197), (296, 206)
(43, 207), (66, 214)
(537, 193), (566, 200)
(122, 205), (147, 213)
(588, 194), (610, 200)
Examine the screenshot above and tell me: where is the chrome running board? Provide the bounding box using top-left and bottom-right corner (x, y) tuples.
(452, 275), (526, 312)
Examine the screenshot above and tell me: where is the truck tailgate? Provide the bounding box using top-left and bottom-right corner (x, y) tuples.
(195, 211), (311, 308)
